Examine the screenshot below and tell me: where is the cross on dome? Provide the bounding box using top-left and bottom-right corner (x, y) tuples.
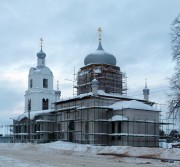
(84, 27), (117, 66)
(37, 38), (46, 61)
(98, 27), (102, 42)
(40, 38), (43, 50)
(145, 78), (147, 88)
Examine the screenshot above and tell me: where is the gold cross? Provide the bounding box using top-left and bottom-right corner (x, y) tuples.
(40, 38), (43, 49)
(98, 27), (102, 42)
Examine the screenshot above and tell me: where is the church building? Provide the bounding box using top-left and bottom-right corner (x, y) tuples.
(25, 39), (61, 113)
(12, 30), (160, 147)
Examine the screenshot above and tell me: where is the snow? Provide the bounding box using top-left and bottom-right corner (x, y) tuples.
(14, 99), (158, 122)
(56, 100), (158, 115)
(78, 70), (89, 76)
(57, 92), (93, 102)
(0, 141), (180, 166)
(36, 140), (180, 159)
(97, 90), (141, 100)
(76, 82), (91, 87)
(109, 133), (158, 137)
(0, 156), (34, 167)
(36, 131), (53, 133)
(56, 105), (78, 111)
(13, 109), (53, 121)
(35, 119), (55, 123)
(93, 69), (101, 73)
(108, 115), (128, 121)
(159, 142), (173, 149)
(110, 100), (159, 112)
(12, 133), (29, 135)
(160, 142), (180, 149)
(57, 90), (146, 104)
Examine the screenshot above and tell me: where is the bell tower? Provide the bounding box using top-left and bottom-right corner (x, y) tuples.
(24, 39), (60, 112)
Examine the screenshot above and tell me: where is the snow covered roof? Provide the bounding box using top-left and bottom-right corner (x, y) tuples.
(56, 92), (93, 103)
(56, 90), (149, 104)
(29, 66), (53, 75)
(98, 90), (132, 99)
(109, 100), (159, 112)
(14, 100), (158, 122)
(13, 109), (53, 121)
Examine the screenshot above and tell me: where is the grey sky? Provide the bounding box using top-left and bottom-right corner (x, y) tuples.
(0, 0), (179, 131)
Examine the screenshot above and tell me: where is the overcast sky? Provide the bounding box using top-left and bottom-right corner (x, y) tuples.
(0, 0), (180, 133)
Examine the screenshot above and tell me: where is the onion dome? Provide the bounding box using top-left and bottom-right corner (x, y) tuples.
(84, 42), (116, 66)
(143, 87), (150, 94)
(37, 49), (46, 59)
(55, 90), (61, 95)
(91, 78), (99, 86)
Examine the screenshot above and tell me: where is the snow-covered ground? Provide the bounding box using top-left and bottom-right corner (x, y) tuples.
(0, 141), (180, 167)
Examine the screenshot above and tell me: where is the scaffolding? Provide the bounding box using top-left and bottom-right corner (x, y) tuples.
(11, 113), (56, 143)
(11, 94), (160, 146)
(52, 95), (159, 147)
(77, 64), (127, 95)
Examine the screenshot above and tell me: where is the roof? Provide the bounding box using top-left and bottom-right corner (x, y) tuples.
(13, 109), (54, 121)
(84, 42), (117, 66)
(29, 66), (53, 75)
(55, 90), (153, 105)
(109, 100), (159, 112)
(14, 99), (158, 122)
(37, 49), (46, 59)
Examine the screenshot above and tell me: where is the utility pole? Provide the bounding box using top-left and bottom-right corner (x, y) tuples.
(28, 102), (31, 142)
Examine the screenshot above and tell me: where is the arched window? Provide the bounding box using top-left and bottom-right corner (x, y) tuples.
(42, 98), (49, 110)
(43, 79), (48, 88)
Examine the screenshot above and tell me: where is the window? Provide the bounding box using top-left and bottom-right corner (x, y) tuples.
(30, 79), (33, 88)
(43, 79), (48, 88)
(111, 122), (115, 133)
(111, 122), (115, 140)
(118, 122), (121, 133)
(42, 98), (48, 110)
(68, 121), (74, 131)
(118, 122), (122, 140)
(68, 121), (74, 142)
(24, 125), (27, 133)
(85, 121), (89, 140)
(58, 123), (61, 131)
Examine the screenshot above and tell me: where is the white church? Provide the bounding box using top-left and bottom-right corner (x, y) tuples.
(25, 40), (61, 113)
(12, 31), (160, 147)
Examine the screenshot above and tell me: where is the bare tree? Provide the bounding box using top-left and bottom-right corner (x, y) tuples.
(171, 14), (180, 64)
(169, 14), (180, 118)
